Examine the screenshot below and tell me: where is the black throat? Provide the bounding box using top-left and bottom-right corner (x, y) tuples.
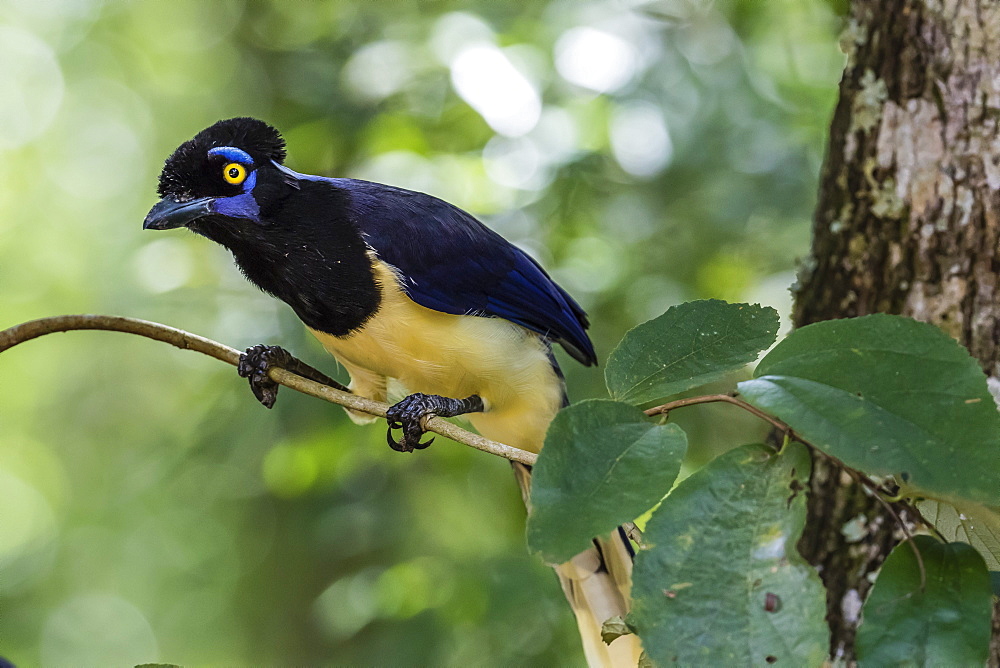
(192, 180), (381, 336)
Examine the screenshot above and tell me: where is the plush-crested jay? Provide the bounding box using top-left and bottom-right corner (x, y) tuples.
(144, 118), (639, 666)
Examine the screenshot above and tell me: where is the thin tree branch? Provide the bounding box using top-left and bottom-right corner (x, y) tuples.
(0, 314), (537, 466)
(644, 393), (792, 436)
(644, 390), (937, 554)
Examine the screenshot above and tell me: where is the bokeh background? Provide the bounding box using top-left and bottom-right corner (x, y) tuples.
(0, 0), (845, 664)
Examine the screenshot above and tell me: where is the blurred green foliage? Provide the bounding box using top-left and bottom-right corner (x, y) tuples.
(0, 0), (843, 664)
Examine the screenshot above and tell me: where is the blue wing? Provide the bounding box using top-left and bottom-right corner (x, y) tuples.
(327, 177), (596, 366)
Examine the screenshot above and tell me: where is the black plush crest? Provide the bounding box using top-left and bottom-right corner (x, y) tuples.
(157, 117), (286, 199)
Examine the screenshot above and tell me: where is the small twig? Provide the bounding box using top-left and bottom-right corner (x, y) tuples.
(622, 522), (645, 549)
(648, 390), (936, 559)
(644, 393), (792, 437)
(0, 313), (241, 364)
(0, 315), (537, 466)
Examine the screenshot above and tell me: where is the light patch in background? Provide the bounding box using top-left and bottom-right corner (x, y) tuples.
(5, 0), (94, 20)
(451, 45), (541, 137)
(41, 594), (158, 666)
(660, 81), (702, 137)
(610, 102), (673, 177)
(729, 121), (785, 174)
(530, 106), (580, 165)
(352, 151), (509, 212)
(489, 209), (540, 240)
(483, 105), (583, 191)
(262, 444), (318, 498)
(133, 238), (194, 293)
(0, 26), (64, 149)
(555, 27), (638, 93)
(676, 11), (737, 65)
(0, 471), (58, 593)
(419, 153), (490, 212)
(429, 11), (495, 64)
(375, 558), (454, 619)
(211, 257), (284, 348)
(554, 236), (623, 295)
(313, 559), (453, 642)
(314, 568), (381, 639)
(636, 0), (705, 25)
(482, 136), (548, 191)
(127, 0), (243, 53)
(626, 275), (687, 324)
(601, 193), (660, 244)
(745, 270), (796, 345)
(47, 111), (143, 200)
(353, 150), (438, 194)
(343, 40), (416, 102)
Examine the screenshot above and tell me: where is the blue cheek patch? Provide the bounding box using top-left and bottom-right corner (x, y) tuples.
(211, 192), (260, 221)
(208, 146), (254, 165)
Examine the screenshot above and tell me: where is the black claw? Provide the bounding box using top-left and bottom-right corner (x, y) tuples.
(384, 392), (483, 454)
(238, 344), (292, 409)
(387, 426), (411, 452)
(256, 383), (279, 409)
(238, 344), (348, 408)
(385, 393), (431, 453)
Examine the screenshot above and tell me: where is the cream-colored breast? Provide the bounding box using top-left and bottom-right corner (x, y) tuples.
(308, 260), (564, 452)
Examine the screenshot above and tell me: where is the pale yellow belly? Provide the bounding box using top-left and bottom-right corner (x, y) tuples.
(308, 261), (565, 453)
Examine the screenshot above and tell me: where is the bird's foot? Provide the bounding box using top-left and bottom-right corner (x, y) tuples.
(238, 344), (293, 408)
(238, 344), (348, 408)
(385, 393), (484, 453)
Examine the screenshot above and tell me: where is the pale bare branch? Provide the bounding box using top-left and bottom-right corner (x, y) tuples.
(0, 314), (537, 466)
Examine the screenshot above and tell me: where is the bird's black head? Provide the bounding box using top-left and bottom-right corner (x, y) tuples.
(143, 117), (289, 238)
(143, 118), (381, 337)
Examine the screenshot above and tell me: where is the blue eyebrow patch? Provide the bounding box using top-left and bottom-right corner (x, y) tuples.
(208, 146), (254, 164)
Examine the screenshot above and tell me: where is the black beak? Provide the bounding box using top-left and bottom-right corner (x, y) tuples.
(143, 196), (214, 230)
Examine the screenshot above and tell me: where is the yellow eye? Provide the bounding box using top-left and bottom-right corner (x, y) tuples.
(222, 162), (247, 185)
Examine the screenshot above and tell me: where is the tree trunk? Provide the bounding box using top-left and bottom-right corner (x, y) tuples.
(791, 0), (1000, 660)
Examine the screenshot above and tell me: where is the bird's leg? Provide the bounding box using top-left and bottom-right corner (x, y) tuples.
(238, 344), (349, 408)
(386, 393), (484, 453)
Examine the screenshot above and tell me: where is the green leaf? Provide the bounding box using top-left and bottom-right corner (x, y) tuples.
(737, 314), (1000, 506)
(856, 536), (992, 667)
(605, 300), (779, 405)
(629, 442), (826, 666)
(918, 499), (1000, 570)
(527, 399), (687, 563)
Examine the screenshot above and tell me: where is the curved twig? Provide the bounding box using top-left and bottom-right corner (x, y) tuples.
(644, 390), (934, 554)
(0, 314), (537, 466)
(644, 393), (792, 436)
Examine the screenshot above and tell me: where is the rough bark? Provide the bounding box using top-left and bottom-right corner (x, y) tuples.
(792, 0), (1000, 660)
